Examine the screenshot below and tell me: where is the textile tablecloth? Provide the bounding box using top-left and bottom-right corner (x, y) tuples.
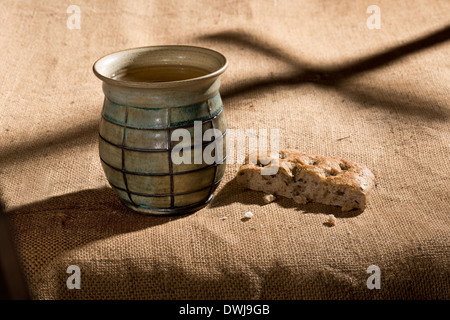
(1, 0), (449, 299)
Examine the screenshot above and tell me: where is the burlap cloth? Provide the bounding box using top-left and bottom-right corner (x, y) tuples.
(1, 0), (449, 299)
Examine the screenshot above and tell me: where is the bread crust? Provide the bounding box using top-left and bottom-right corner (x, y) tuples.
(236, 149), (375, 211)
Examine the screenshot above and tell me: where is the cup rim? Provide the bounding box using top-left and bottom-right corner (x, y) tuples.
(92, 45), (228, 88)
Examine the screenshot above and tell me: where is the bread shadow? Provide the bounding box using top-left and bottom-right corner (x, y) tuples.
(210, 178), (363, 218)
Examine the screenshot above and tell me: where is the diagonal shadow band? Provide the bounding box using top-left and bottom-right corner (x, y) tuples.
(199, 25), (450, 79)
(332, 81), (450, 121)
(321, 24), (450, 83)
(200, 25), (450, 120)
(0, 118), (99, 167)
(1, 25), (449, 182)
(202, 25), (450, 86)
(198, 30), (312, 70)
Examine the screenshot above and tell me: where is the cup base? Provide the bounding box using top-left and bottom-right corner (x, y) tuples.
(122, 194), (214, 216)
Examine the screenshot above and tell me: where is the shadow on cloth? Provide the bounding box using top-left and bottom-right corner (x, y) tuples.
(199, 25), (450, 121)
(7, 187), (186, 291)
(0, 118), (99, 167)
(6, 186), (448, 299)
(9, 186), (186, 233)
(3, 25), (449, 174)
(210, 177), (363, 218)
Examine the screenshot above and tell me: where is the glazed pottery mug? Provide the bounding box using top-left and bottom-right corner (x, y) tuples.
(93, 46), (228, 215)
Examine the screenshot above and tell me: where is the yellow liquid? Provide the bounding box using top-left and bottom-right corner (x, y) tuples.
(112, 65), (210, 83)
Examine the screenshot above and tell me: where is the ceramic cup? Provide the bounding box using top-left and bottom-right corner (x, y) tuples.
(93, 46), (228, 215)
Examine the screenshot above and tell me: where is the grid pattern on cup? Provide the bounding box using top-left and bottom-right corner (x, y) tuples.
(98, 94), (227, 211)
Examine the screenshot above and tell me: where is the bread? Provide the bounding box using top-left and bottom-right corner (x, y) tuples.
(236, 150), (375, 212)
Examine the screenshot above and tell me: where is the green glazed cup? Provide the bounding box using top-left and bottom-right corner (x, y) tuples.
(93, 46), (228, 215)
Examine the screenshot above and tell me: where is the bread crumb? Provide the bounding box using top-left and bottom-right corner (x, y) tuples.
(219, 216), (228, 220)
(327, 214), (336, 226)
(263, 194), (276, 204)
(244, 211), (254, 219)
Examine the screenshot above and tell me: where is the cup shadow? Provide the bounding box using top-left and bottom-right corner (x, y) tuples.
(210, 177), (363, 218)
(9, 186), (188, 231)
(7, 186), (188, 292)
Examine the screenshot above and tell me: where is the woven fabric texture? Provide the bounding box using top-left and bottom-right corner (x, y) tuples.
(1, 0), (449, 299)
